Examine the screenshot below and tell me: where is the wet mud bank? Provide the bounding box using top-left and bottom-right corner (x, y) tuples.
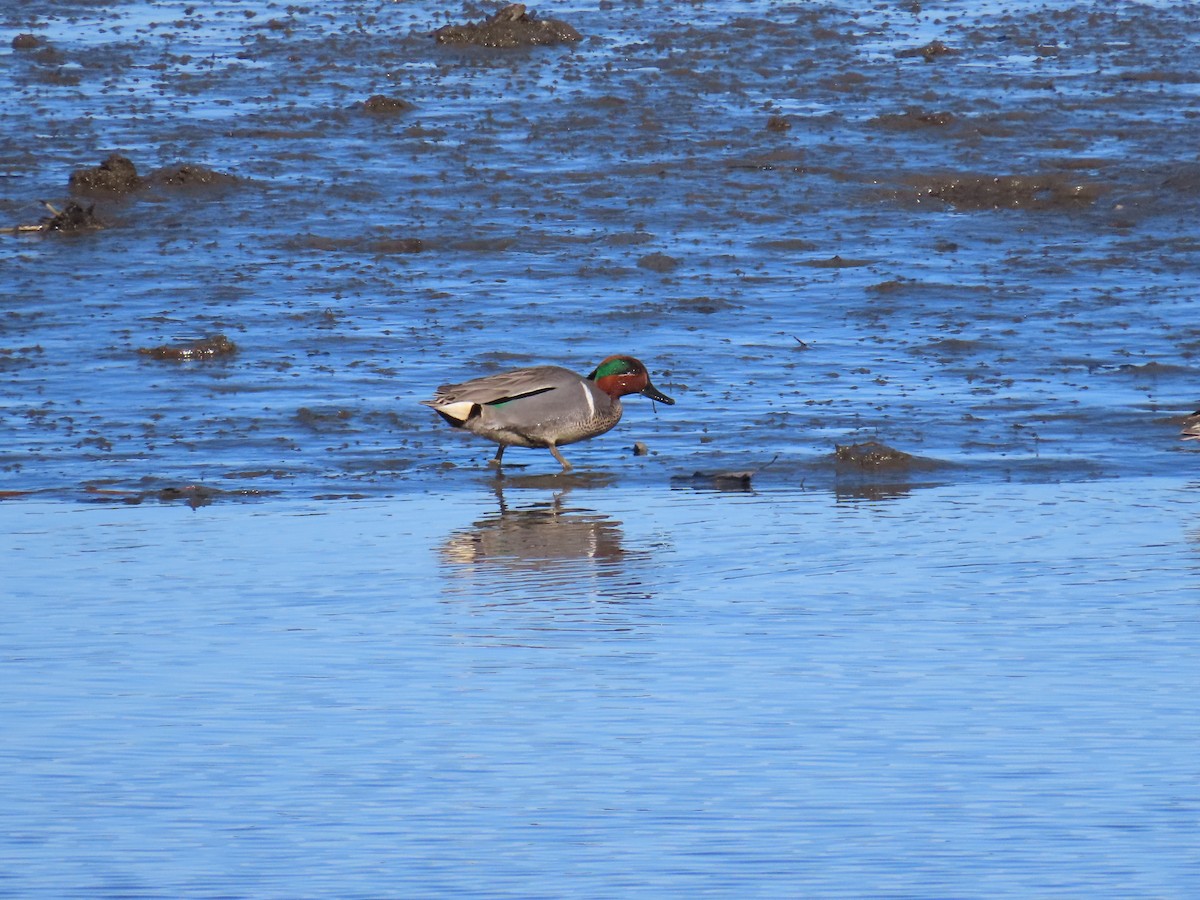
(432, 3), (581, 48)
(138, 334), (238, 361)
(69, 154), (239, 195)
(3, 1), (1200, 500)
(906, 173), (1105, 211)
(6, 153), (240, 233)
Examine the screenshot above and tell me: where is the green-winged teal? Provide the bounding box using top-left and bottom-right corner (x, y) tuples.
(423, 355), (674, 471)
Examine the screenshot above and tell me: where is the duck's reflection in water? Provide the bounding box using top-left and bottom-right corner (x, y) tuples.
(439, 483), (658, 640)
(441, 489), (625, 571)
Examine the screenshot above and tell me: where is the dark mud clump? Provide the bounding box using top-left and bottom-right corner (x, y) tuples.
(638, 251), (680, 273)
(144, 163), (239, 190)
(835, 441), (916, 469)
(805, 255), (872, 269)
(69, 155), (238, 194)
(41, 201), (104, 233)
(896, 40), (956, 62)
(914, 173), (1103, 210)
(138, 334), (238, 361)
(672, 469), (755, 491)
(433, 3), (581, 48)
(69, 154), (142, 194)
(358, 94), (415, 115)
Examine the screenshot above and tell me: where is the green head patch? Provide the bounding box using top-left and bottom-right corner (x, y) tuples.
(589, 356), (637, 381)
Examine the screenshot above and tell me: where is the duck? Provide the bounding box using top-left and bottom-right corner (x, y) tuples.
(422, 355), (675, 471)
(1181, 409), (1200, 440)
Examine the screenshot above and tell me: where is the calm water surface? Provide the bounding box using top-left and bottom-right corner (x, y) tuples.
(4, 0), (1200, 896)
(3, 478), (1200, 898)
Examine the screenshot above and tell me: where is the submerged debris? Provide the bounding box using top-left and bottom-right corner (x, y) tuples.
(156, 484), (221, 508)
(285, 233), (424, 254)
(42, 200), (104, 232)
(84, 482), (275, 508)
(871, 109), (956, 130)
(5, 200), (106, 235)
(138, 334), (238, 361)
(368, 237), (424, 253)
(296, 407), (354, 430)
(433, 3), (581, 48)
(672, 454), (777, 491)
(672, 469), (755, 491)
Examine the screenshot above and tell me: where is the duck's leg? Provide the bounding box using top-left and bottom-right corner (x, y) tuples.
(548, 444), (573, 473)
(488, 444), (506, 468)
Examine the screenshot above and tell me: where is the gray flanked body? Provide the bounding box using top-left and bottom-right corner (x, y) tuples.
(440, 365), (622, 445)
(422, 355), (674, 472)
(1182, 409), (1200, 440)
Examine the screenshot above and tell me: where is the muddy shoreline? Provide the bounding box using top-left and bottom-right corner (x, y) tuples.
(3, 1), (1199, 500)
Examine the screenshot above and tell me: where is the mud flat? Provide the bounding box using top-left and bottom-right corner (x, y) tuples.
(1, 0), (1198, 499)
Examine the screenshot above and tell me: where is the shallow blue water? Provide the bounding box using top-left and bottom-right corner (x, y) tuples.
(3, 479), (1199, 898)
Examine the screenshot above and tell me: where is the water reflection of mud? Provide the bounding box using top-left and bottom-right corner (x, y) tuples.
(833, 482), (920, 504)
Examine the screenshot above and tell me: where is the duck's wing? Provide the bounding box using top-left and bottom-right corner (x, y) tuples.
(423, 366), (572, 408)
